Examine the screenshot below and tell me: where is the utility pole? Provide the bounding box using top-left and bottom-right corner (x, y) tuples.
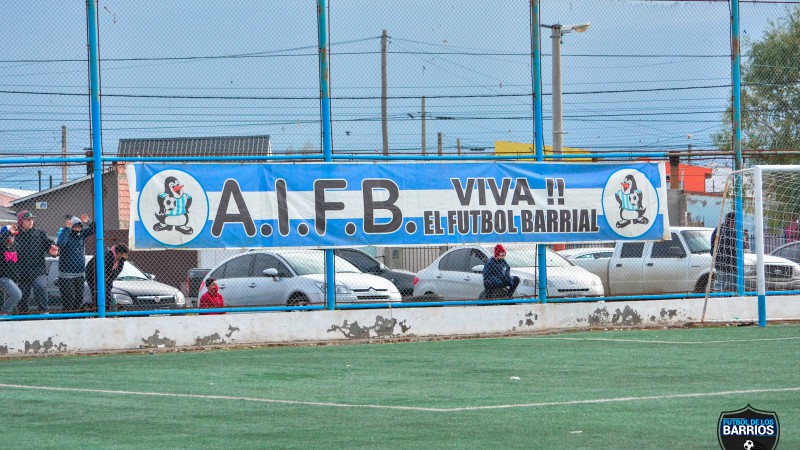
(457, 138), (461, 156)
(61, 125), (67, 184)
(421, 96), (426, 155)
(437, 132), (443, 156)
(381, 29), (389, 155)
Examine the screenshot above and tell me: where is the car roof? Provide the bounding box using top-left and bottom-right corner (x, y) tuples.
(771, 241), (800, 253)
(558, 247), (613, 256)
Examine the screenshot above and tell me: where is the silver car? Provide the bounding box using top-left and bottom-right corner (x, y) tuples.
(199, 249), (402, 307)
(412, 244), (604, 301)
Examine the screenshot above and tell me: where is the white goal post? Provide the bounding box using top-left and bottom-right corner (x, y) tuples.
(712, 165), (800, 327)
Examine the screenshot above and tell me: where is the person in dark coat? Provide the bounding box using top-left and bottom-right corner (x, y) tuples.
(56, 214), (94, 311)
(711, 212), (738, 292)
(15, 210), (58, 313)
(85, 244), (129, 311)
(0, 225), (22, 315)
(482, 244), (520, 299)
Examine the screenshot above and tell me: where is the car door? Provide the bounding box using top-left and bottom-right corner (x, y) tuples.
(608, 242), (645, 295)
(248, 253), (293, 306)
(434, 248), (473, 300)
(214, 254), (254, 307)
(437, 247), (486, 300)
(643, 233), (689, 293)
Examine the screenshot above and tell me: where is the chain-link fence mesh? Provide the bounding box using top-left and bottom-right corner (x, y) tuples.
(2, 1), (800, 317)
(707, 168), (800, 295)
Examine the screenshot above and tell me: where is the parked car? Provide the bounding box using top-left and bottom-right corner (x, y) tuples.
(563, 227), (800, 295)
(198, 249), (402, 307)
(770, 241), (800, 264)
(412, 244), (604, 301)
(182, 267), (211, 306)
(43, 256), (186, 311)
(333, 248), (416, 298)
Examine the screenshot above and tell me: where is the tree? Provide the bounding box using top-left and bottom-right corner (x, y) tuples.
(714, 7), (800, 164)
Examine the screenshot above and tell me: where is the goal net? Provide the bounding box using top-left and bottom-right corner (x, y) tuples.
(707, 165), (800, 325)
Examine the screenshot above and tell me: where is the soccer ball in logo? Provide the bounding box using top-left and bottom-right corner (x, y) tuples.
(163, 196), (177, 212)
(743, 440), (754, 450)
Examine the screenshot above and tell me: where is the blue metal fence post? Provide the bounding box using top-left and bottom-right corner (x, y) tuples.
(530, 0), (547, 303)
(730, 0), (745, 298)
(87, 0), (106, 318)
(317, 0), (335, 310)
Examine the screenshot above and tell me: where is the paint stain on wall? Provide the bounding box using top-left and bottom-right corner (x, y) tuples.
(327, 315), (408, 339)
(588, 307), (611, 326)
(195, 333), (225, 346)
(141, 329), (176, 348)
(23, 337), (66, 354)
(611, 305), (643, 326)
(225, 325), (240, 338)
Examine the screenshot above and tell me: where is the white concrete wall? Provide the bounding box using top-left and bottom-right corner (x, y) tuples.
(1, 296), (797, 356)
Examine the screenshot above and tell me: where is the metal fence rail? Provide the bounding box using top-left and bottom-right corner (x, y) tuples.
(1, 1), (799, 320)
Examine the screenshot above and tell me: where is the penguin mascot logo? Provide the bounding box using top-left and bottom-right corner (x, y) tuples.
(154, 176), (194, 235)
(614, 174), (649, 228)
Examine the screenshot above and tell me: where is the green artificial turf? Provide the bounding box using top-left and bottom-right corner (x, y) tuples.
(0, 324), (798, 449)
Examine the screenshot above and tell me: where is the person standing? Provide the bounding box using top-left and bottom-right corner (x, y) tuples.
(198, 278), (225, 315)
(711, 212), (738, 292)
(0, 225), (22, 315)
(85, 243), (129, 311)
(56, 214), (73, 240)
(785, 215), (800, 243)
(15, 210), (58, 313)
(56, 214), (94, 311)
(482, 244), (520, 299)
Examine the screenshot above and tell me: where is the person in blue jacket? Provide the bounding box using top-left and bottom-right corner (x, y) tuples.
(56, 214), (94, 311)
(482, 244), (520, 299)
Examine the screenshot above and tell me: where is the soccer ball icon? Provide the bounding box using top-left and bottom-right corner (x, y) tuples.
(743, 440), (754, 450)
(163, 197), (176, 212)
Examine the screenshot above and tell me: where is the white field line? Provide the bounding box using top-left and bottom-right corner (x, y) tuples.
(0, 383), (797, 413)
(514, 336), (800, 345)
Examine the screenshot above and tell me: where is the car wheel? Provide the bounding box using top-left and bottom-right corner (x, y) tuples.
(287, 293), (310, 307)
(694, 275), (710, 293)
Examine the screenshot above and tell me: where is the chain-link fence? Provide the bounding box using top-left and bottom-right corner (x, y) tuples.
(1, 1), (800, 319)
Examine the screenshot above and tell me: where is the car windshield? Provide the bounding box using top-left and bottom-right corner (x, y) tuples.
(499, 245), (573, 268)
(279, 252), (360, 275)
(115, 260), (150, 280)
(682, 229), (713, 254)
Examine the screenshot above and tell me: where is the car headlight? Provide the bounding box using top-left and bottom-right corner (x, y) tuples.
(314, 282), (353, 294)
(112, 293), (133, 305)
(522, 278), (536, 288)
(175, 290), (186, 306)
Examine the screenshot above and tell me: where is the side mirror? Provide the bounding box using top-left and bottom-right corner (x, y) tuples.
(472, 264), (484, 273)
(146, 273), (156, 280)
(378, 262), (388, 272)
(263, 268), (279, 278)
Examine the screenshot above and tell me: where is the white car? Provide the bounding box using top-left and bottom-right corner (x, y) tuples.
(199, 249), (402, 307)
(412, 244), (604, 300)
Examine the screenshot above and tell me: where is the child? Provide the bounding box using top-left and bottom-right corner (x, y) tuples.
(198, 277), (225, 315)
(0, 225), (22, 314)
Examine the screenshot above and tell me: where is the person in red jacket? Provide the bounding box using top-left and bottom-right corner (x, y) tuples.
(198, 278), (225, 315)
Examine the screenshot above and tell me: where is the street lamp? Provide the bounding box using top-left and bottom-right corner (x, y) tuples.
(541, 22), (590, 155)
